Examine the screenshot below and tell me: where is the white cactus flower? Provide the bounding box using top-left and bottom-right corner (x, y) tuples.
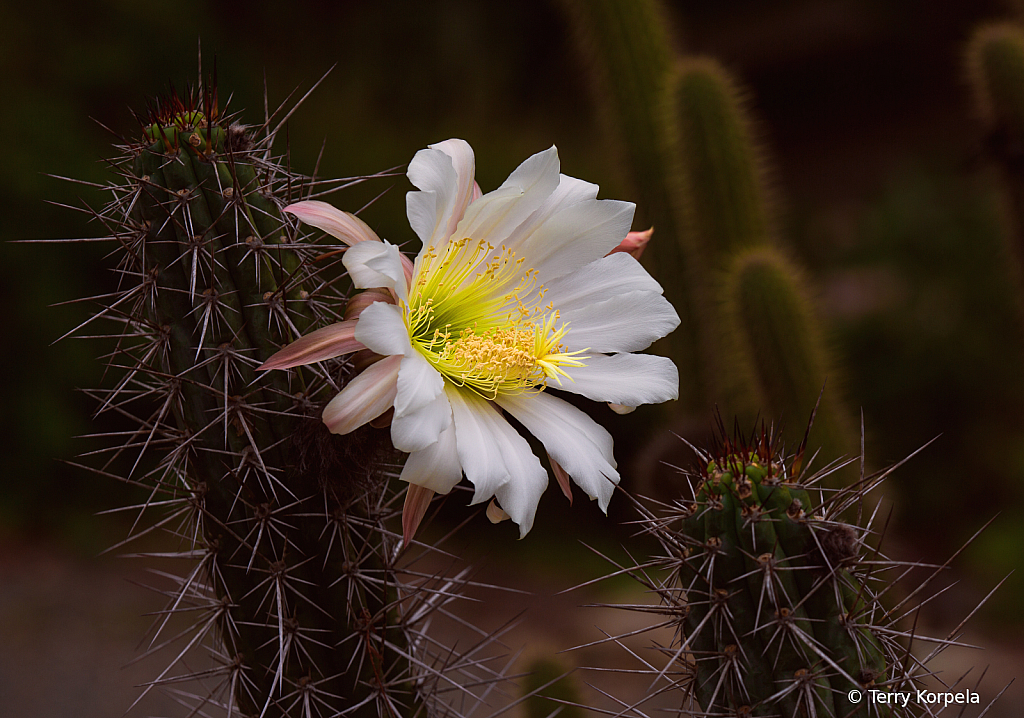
(261, 139), (679, 540)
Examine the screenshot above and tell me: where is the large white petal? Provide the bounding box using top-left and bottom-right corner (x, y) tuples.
(494, 458), (549, 538)
(454, 146), (561, 248)
(501, 172), (599, 250)
(496, 391), (619, 513)
(449, 184), (524, 246)
(407, 189), (442, 250)
(321, 355), (401, 434)
(424, 185), (525, 291)
(445, 388), (510, 501)
(406, 148), (455, 247)
(399, 422), (463, 494)
(356, 305), (448, 447)
(343, 240), (409, 303)
(353, 302), (411, 357)
(430, 139), (476, 239)
(558, 290), (680, 353)
(559, 353), (679, 406)
(446, 387), (548, 536)
(507, 197), (635, 284)
(391, 386), (452, 452)
(544, 252), (665, 306)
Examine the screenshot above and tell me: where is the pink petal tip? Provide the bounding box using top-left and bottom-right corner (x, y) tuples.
(402, 484), (436, 547)
(258, 320), (363, 371)
(608, 227), (654, 260)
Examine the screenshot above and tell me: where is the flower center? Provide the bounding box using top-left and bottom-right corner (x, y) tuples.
(404, 238), (586, 399)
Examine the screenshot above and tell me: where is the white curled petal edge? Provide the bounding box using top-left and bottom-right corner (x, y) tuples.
(353, 302), (412, 357)
(391, 387), (452, 453)
(354, 303), (450, 452)
(342, 240), (408, 304)
(400, 421), (463, 494)
(406, 146), (457, 249)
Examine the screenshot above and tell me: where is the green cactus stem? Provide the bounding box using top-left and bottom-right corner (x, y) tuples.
(65, 79), (509, 717)
(722, 247), (852, 476)
(668, 58), (774, 267)
(576, 422), (1001, 716)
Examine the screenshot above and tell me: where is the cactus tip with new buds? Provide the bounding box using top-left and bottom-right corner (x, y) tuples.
(571, 416), (1005, 716)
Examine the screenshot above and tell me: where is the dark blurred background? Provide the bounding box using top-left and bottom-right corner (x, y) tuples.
(2, 0), (1023, 713)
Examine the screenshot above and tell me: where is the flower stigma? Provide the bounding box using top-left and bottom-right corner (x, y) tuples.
(403, 237), (587, 399)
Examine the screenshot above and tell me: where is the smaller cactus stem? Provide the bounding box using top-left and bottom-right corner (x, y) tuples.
(722, 247), (852, 480)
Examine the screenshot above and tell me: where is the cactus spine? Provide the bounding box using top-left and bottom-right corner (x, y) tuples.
(70, 81), (504, 717)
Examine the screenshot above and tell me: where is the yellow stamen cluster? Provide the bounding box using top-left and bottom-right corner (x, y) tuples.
(404, 237), (586, 399)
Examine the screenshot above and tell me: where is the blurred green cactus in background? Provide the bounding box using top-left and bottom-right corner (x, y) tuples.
(561, 0), (852, 464)
(722, 247), (851, 480)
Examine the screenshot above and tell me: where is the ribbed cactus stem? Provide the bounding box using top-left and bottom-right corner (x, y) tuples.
(679, 448), (887, 716)
(723, 247), (851, 475)
(69, 83), (472, 716)
(558, 0), (675, 231)
(584, 424), (971, 716)
(669, 58), (773, 265)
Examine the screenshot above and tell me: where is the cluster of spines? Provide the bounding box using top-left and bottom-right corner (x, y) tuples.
(563, 421), (1002, 717)
(63, 76), (513, 717)
(674, 437), (885, 715)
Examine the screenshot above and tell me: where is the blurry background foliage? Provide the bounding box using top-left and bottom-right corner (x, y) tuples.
(3, 0), (1024, 626)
